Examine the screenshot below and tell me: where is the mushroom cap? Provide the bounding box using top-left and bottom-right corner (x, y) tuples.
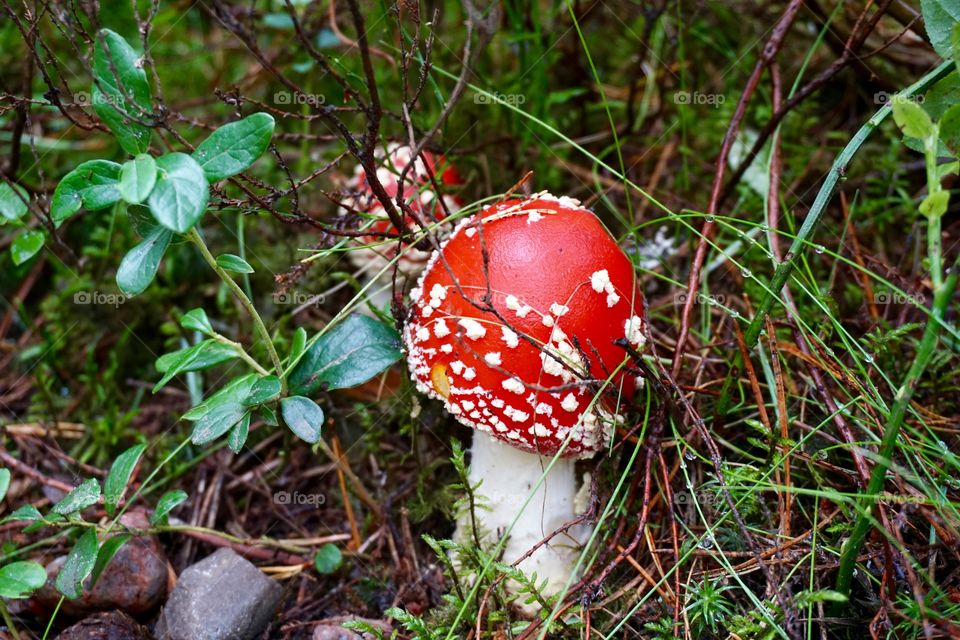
(404, 193), (646, 458)
(342, 143), (462, 274)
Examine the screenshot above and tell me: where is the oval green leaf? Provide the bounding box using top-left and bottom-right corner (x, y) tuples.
(227, 412), (252, 453)
(288, 314), (401, 396)
(280, 396), (324, 444)
(313, 543), (342, 574)
(192, 113), (276, 181)
(51, 160), (122, 225)
(118, 154), (158, 204)
(0, 183), (29, 223)
(104, 443), (146, 517)
(150, 489), (188, 525)
(147, 153), (209, 233)
(0, 561), (47, 599)
(52, 478), (101, 516)
(92, 29), (153, 155)
(215, 253), (254, 274)
(56, 528), (98, 599)
(116, 224), (173, 296)
(11, 230), (44, 265)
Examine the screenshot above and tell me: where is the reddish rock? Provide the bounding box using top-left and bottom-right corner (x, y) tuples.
(36, 510), (168, 618)
(56, 611), (153, 639)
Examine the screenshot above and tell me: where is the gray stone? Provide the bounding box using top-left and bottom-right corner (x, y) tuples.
(157, 548), (280, 640)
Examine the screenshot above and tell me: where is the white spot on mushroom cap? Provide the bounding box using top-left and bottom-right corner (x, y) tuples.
(550, 303), (570, 317)
(501, 326), (520, 348)
(561, 393), (579, 412)
(415, 326), (430, 341)
(484, 352), (502, 366)
(502, 377), (525, 394)
(624, 315), (646, 348)
(457, 318), (486, 340)
(433, 318), (451, 338)
(591, 269), (611, 294)
(462, 367), (477, 381)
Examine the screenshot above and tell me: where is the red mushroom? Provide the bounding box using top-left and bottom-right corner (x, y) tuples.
(341, 142), (462, 279)
(403, 192), (646, 605)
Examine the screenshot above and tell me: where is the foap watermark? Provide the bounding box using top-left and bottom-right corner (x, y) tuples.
(273, 491), (326, 507)
(74, 291), (126, 307)
(273, 91), (326, 107)
(874, 290), (925, 305)
(66, 91), (121, 109)
(874, 91), (925, 106)
(675, 292), (726, 306)
(474, 92), (526, 106)
(272, 290), (324, 307)
(674, 91), (725, 107)
(673, 488), (724, 508)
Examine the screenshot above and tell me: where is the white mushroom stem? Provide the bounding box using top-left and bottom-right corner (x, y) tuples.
(458, 430), (591, 606)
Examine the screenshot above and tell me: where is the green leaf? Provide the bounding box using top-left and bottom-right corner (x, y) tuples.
(215, 253), (254, 274)
(192, 113), (275, 181)
(892, 98), (934, 140)
(280, 396), (324, 444)
(313, 543), (342, 574)
(56, 528), (98, 599)
(920, 191), (950, 218)
(181, 374), (258, 420)
(116, 224), (172, 296)
(103, 444), (146, 517)
(920, 71), (960, 120)
(244, 375), (282, 405)
(0, 469), (9, 503)
(154, 340), (238, 392)
(289, 327), (307, 363)
(227, 412), (251, 453)
(150, 489), (187, 525)
(0, 561), (47, 599)
(190, 401), (246, 445)
(2, 504), (42, 523)
(921, 0), (960, 59)
(0, 183), (29, 223)
(940, 103), (960, 156)
(795, 589), (848, 606)
(51, 160), (122, 225)
(92, 29), (153, 155)
(180, 308), (214, 336)
(11, 230), (45, 265)
(259, 404), (279, 427)
(147, 153), (209, 233)
(118, 154), (158, 204)
(52, 478), (101, 516)
(91, 534), (131, 587)
(288, 314), (401, 396)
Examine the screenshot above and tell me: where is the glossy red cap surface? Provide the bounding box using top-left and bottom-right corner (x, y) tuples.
(404, 193), (646, 457)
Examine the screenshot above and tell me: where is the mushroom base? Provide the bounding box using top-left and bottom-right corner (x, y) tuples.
(455, 431), (591, 612)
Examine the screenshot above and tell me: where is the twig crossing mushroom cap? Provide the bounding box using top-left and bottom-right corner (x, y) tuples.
(404, 193), (646, 458)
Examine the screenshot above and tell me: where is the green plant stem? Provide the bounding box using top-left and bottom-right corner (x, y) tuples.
(834, 127), (959, 599)
(0, 600), (21, 640)
(209, 333), (270, 377)
(714, 59), (954, 418)
(924, 132), (944, 292)
(187, 228), (285, 392)
(834, 265), (958, 598)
